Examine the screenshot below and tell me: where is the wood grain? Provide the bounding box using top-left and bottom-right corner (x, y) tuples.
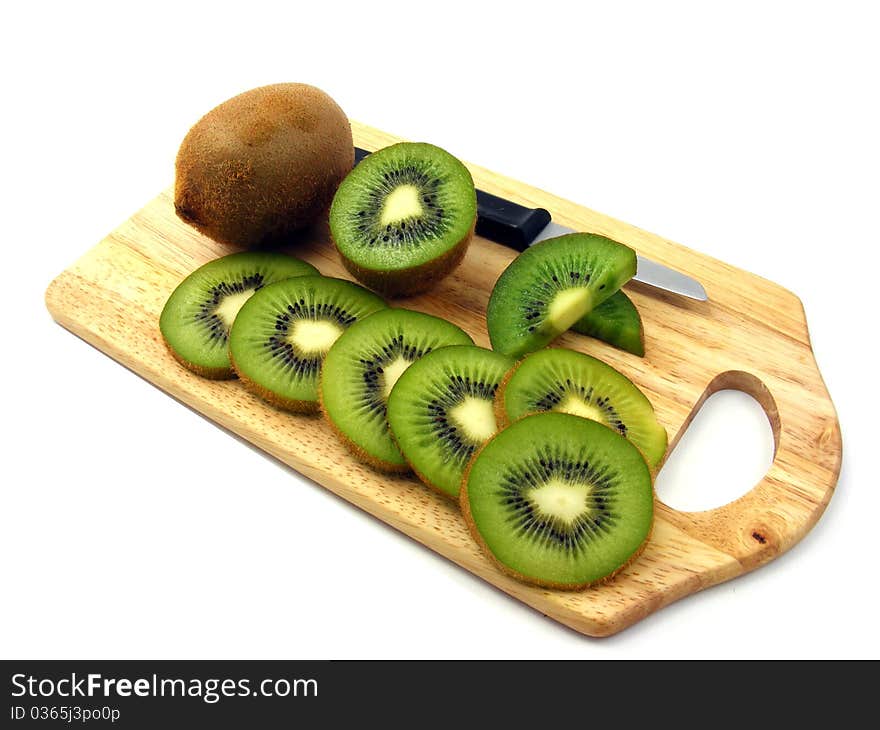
(44, 122), (841, 636)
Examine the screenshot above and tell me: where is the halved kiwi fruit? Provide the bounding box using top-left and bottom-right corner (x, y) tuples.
(160, 252), (318, 378)
(386, 345), (514, 497)
(461, 412), (654, 590)
(573, 290), (645, 357)
(229, 276), (386, 412)
(329, 142), (477, 297)
(487, 233), (636, 358)
(320, 308), (473, 471)
(496, 348), (667, 469)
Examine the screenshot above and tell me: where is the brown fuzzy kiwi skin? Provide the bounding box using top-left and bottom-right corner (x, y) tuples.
(175, 83), (354, 248)
(492, 359), (520, 430)
(163, 338), (236, 380)
(458, 414), (655, 591)
(316, 371), (412, 474)
(229, 351), (319, 415)
(334, 220), (475, 298)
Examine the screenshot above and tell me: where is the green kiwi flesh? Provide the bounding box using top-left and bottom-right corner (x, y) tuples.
(320, 308), (473, 471)
(487, 233), (636, 358)
(497, 348), (667, 469)
(386, 345), (514, 497)
(572, 290), (645, 357)
(229, 276), (386, 412)
(329, 142), (477, 296)
(159, 252), (319, 378)
(461, 412), (654, 589)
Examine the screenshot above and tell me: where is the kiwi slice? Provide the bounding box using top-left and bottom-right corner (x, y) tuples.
(329, 142), (477, 297)
(461, 412), (654, 589)
(229, 276), (386, 412)
(320, 309), (473, 471)
(573, 290), (645, 357)
(487, 233), (636, 358)
(159, 252), (318, 378)
(386, 345), (514, 497)
(497, 348), (667, 469)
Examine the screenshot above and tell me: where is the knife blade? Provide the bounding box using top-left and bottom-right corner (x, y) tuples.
(352, 147), (708, 301)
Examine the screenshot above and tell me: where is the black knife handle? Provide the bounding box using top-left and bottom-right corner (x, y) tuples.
(353, 146), (550, 251)
(353, 147), (372, 165)
(474, 189), (551, 252)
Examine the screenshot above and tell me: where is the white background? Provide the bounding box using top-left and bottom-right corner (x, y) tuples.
(3, 1), (877, 659)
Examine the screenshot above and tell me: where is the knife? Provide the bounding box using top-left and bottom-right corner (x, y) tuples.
(353, 147), (707, 301)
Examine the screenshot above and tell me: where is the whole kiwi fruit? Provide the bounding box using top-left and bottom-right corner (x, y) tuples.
(175, 83), (354, 248)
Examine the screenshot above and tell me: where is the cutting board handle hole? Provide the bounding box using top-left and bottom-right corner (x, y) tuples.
(655, 371), (778, 513)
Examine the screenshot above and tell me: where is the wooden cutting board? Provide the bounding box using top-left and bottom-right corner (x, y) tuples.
(44, 122), (841, 637)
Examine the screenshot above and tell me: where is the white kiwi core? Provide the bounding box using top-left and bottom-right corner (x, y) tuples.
(547, 288), (592, 331)
(287, 319), (344, 354)
(380, 184), (423, 226)
(448, 397), (497, 443)
(215, 289), (257, 327)
(555, 394), (607, 426)
(382, 356), (413, 398)
(528, 478), (592, 525)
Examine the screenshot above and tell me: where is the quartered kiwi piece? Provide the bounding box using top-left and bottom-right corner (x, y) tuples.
(497, 348), (667, 469)
(229, 276), (386, 412)
(461, 412), (654, 590)
(320, 308), (473, 471)
(487, 233), (636, 358)
(329, 142), (477, 297)
(572, 290), (645, 357)
(386, 345), (514, 497)
(159, 252), (319, 378)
